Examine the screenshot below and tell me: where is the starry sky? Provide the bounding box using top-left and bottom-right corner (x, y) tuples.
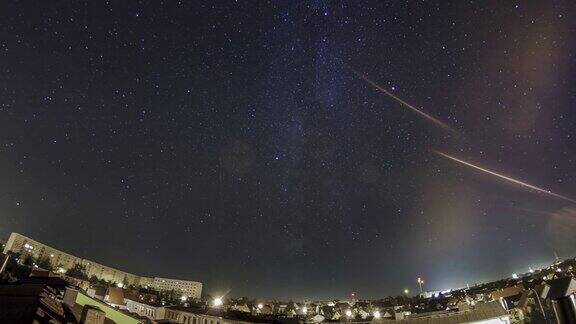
(1, 1), (576, 300)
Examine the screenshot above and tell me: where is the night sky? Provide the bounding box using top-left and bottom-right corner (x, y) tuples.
(1, 1), (576, 300)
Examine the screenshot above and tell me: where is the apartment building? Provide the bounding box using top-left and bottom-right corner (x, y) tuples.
(3, 232), (202, 298)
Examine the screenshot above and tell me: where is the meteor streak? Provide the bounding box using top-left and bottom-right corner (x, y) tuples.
(433, 150), (576, 203)
(345, 64), (455, 133)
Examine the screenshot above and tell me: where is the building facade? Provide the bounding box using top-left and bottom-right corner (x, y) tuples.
(3, 232), (202, 298)
(151, 277), (202, 299)
(164, 307), (272, 324)
(3, 232), (142, 285)
(125, 297), (166, 319)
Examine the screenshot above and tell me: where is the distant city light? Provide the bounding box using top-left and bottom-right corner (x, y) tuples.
(511, 273), (518, 279)
(213, 297), (223, 307)
(557, 268), (562, 272)
(117, 282), (124, 288)
(529, 267), (534, 273)
(373, 310), (381, 319)
(346, 310), (352, 317)
(302, 307), (308, 314)
(257, 303), (263, 309)
(181, 296), (188, 302)
(404, 289), (409, 295)
(50, 254), (54, 257)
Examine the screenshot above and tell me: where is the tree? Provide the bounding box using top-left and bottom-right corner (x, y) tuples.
(35, 255), (53, 271)
(89, 275), (106, 285)
(21, 254), (34, 267)
(122, 275), (129, 287)
(2, 253), (31, 279)
(160, 289), (180, 303)
(67, 263), (88, 280)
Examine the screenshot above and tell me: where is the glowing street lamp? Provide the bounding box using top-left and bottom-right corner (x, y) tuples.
(302, 306), (308, 315)
(181, 296), (188, 302)
(117, 282), (124, 288)
(403, 289), (409, 295)
(213, 297), (223, 307)
(346, 310), (352, 317)
(257, 303), (263, 310)
(373, 310), (381, 319)
(511, 273), (519, 279)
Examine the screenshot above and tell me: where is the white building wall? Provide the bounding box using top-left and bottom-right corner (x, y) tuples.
(152, 277), (202, 299)
(3, 232), (82, 270)
(3, 233), (202, 292)
(125, 299), (165, 319)
(164, 309), (262, 324)
(3, 233), (142, 285)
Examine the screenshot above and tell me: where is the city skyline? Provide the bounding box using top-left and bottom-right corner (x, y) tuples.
(1, 1), (575, 300)
(0, 230), (564, 301)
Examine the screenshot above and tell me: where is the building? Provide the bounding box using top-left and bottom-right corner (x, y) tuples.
(397, 301), (510, 324)
(151, 277), (202, 299)
(164, 307), (284, 324)
(3, 232), (202, 298)
(64, 287), (145, 324)
(125, 296), (167, 319)
(3, 232), (142, 286)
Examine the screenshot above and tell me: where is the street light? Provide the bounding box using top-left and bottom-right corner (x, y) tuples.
(257, 303), (263, 310)
(213, 297), (223, 307)
(404, 289), (409, 295)
(346, 310), (352, 317)
(302, 307), (308, 315)
(373, 310), (381, 319)
(181, 296), (188, 302)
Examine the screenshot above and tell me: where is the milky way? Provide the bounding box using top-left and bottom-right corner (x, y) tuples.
(0, 1), (575, 299)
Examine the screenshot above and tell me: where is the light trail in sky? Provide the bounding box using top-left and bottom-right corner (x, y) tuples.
(433, 150), (576, 203)
(345, 64), (456, 133)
